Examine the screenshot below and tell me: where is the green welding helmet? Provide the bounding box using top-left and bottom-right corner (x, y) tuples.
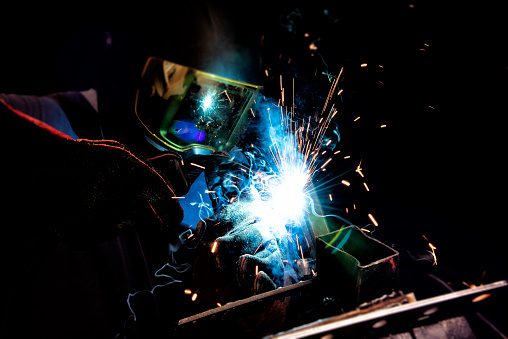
(135, 56), (262, 153)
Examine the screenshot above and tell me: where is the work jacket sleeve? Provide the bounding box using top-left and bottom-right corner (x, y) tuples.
(0, 99), (185, 338)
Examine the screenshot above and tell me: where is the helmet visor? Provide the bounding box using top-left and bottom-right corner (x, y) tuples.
(135, 57), (262, 152)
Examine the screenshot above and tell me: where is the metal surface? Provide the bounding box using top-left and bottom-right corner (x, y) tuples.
(176, 279), (315, 337)
(266, 280), (508, 338)
(178, 280), (313, 326)
(316, 226), (399, 307)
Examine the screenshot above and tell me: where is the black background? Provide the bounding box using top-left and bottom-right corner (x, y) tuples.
(1, 0), (506, 332)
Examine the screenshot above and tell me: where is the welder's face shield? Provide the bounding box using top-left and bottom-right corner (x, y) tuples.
(135, 57), (262, 153)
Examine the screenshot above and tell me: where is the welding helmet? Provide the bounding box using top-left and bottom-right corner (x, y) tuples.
(135, 56), (262, 155)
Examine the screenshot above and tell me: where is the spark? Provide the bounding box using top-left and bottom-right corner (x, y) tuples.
(341, 180), (350, 186)
(380, 124), (387, 128)
(472, 293), (491, 303)
(356, 160), (364, 177)
(360, 63), (368, 67)
(253, 242), (263, 255)
(354, 116), (360, 122)
(184, 289), (192, 295)
(321, 158), (332, 169)
(363, 182), (370, 191)
(226, 173), (243, 181)
(171, 196), (185, 199)
(368, 213), (378, 226)
(191, 293), (198, 301)
(280, 75), (284, 105)
(428, 243), (437, 265)
(255, 265), (259, 275)
(344, 155), (350, 159)
(224, 90), (231, 102)
(211, 241), (218, 253)
(422, 235), (437, 265)
(322, 71), (341, 115)
(329, 194), (332, 201)
(190, 162), (205, 170)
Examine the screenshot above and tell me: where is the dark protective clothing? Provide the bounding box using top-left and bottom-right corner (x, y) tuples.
(0, 98), (189, 338)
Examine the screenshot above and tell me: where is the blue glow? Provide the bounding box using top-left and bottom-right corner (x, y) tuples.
(172, 120), (206, 143)
(180, 172), (213, 229)
(194, 130), (206, 142)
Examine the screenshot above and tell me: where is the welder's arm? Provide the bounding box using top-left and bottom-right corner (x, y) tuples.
(0, 91), (102, 140)
(1, 99), (184, 246)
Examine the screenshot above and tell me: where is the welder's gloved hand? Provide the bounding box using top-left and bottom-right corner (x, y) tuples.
(194, 207), (290, 305)
(1, 100), (184, 248)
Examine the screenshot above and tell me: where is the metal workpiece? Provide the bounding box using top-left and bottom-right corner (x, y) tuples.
(316, 226), (399, 308)
(266, 280), (508, 338)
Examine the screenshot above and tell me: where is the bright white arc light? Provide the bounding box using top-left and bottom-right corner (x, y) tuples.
(202, 95), (213, 110)
(270, 171), (309, 222)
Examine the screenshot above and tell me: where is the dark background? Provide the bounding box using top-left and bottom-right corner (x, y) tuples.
(1, 0), (506, 332)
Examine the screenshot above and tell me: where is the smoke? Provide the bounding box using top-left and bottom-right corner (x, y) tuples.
(126, 264), (182, 322)
(124, 225), (200, 330)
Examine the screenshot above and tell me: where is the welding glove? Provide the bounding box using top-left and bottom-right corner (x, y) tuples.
(1, 99), (184, 248)
(193, 204), (296, 306)
(203, 151), (251, 213)
(1, 99), (189, 338)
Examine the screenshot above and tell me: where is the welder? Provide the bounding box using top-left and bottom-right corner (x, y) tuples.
(0, 3), (278, 338)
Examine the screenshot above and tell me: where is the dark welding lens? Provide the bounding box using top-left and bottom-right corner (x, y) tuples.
(135, 57), (262, 153)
